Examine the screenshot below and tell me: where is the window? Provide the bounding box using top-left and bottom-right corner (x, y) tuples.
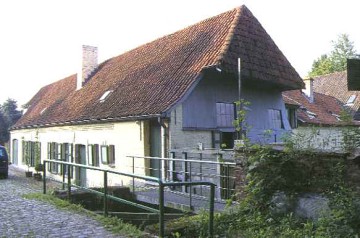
(216, 102), (235, 128)
(101, 145), (115, 166)
(63, 143), (74, 178)
(48, 142), (60, 174)
(268, 109), (283, 129)
(22, 141), (41, 168)
(99, 90), (113, 102)
(286, 108), (297, 129)
(306, 110), (317, 119)
(88, 144), (99, 167)
(346, 95), (356, 105)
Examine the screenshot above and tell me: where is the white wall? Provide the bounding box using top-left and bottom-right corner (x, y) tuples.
(10, 121), (148, 187)
(292, 127), (344, 152)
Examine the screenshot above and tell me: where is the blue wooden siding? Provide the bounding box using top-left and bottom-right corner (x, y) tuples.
(182, 75), (238, 129)
(181, 74), (291, 143)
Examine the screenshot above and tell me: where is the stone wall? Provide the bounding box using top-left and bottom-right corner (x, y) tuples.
(232, 147), (360, 200)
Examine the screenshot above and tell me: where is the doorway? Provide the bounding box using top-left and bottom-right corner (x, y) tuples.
(150, 120), (162, 178)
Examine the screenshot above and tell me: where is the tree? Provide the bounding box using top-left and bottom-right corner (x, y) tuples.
(0, 98), (22, 144)
(0, 111), (7, 145)
(308, 34), (357, 77)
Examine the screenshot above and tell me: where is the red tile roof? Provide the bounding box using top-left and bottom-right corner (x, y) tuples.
(283, 90), (359, 126)
(313, 71), (360, 120)
(14, 5), (304, 129)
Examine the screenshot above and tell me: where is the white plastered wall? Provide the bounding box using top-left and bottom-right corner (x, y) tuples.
(10, 121), (148, 187)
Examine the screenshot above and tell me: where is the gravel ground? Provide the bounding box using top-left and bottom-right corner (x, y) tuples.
(0, 165), (125, 238)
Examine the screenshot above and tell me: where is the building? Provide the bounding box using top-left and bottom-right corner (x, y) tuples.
(10, 5), (303, 186)
(283, 77), (360, 151)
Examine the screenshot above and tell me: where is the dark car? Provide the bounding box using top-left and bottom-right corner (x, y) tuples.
(0, 145), (9, 178)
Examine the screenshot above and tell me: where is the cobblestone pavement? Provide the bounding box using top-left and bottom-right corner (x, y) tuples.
(0, 165), (125, 238)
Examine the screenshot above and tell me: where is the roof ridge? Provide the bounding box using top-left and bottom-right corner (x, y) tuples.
(214, 6), (243, 65)
(313, 70), (347, 79)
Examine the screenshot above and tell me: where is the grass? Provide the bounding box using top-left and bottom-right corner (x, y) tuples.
(23, 192), (149, 237)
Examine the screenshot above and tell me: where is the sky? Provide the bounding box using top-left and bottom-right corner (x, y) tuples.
(1, 0), (360, 107)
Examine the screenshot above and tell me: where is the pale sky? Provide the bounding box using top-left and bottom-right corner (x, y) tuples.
(1, 0), (359, 107)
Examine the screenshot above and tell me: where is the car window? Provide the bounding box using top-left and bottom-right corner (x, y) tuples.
(0, 148), (6, 157)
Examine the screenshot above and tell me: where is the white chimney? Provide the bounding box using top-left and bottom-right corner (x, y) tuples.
(302, 77), (314, 103)
(77, 45), (98, 90)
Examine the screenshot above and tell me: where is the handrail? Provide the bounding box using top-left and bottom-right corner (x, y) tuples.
(127, 155), (236, 165)
(42, 159), (215, 238)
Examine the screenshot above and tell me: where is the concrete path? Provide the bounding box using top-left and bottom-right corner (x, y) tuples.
(0, 165), (124, 238)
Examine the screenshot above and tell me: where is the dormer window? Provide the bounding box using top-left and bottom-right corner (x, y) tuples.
(40, 108), (47, 115)
(99, 90), (113, 103)
(332, 113), (341, 121)
(306, 110), (317, 119)
(346, 95), (356, 105)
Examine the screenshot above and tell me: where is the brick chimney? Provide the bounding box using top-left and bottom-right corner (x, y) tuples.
(302, 77), (314, 103)
(77, 45), (98, 90)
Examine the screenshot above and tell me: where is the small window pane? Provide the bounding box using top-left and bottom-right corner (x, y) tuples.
(101, 146), (108, 164)
(268, 109), (283, 129)
(108, 145), (115, 165)
(88, 145), (93, 166)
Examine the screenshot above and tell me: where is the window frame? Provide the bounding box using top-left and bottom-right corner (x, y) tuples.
(101, 145), (115, 166)
(268, 109), (284, 129)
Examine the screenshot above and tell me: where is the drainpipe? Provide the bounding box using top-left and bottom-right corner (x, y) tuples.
(158, 117), (169, 180)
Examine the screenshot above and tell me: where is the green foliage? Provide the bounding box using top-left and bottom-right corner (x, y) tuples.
(0, 98), (22, 144)
(308, 34), (357, 77)
(166, 142), (360, 237)
(341, 125), (360, 155)
(233, 99), (251, 139)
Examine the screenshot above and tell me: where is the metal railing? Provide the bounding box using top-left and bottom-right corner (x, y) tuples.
(127, 151), (236, 201)
(42, 159), (215, 238)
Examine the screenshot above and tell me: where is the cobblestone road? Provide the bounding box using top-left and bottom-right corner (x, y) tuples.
(0, 165), (125, 238)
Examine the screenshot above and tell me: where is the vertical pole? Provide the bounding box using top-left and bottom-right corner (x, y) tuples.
(199, 153), (203, 196)
(158, 158), (162, 181)
(62, 163), (66, 190)
(67, 164), (71, 200)
(104, 171), (108, 217)
(237, 57), (242, 140)
(182, 152), (188, 193)
(189, 163), (192, 210)
(43, 161), (46, 194)
(227, 164), (230, 199)
(170, 152), (175, 182)
(159, 183), (165, 238)
(209, 184), (215, 238)
(132, 156), (135, 192)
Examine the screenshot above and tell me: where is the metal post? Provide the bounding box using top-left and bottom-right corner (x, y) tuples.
(62, 164), (66, 190)
(159, 183), (165, 238)
(209, 184), (215, 238)
(104, 171), (108, 217)
(132, 156), (135, 192)
(199, 153), (203, 196)
(182, 152), (188, 193)
(189, 162), (192, 210)
(43, 161), (46, 194)
(158, 157), (162, 181)
(237, 57), (242, 140)
(227, 164), (230, 199)
(67, 164), (71, 200)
